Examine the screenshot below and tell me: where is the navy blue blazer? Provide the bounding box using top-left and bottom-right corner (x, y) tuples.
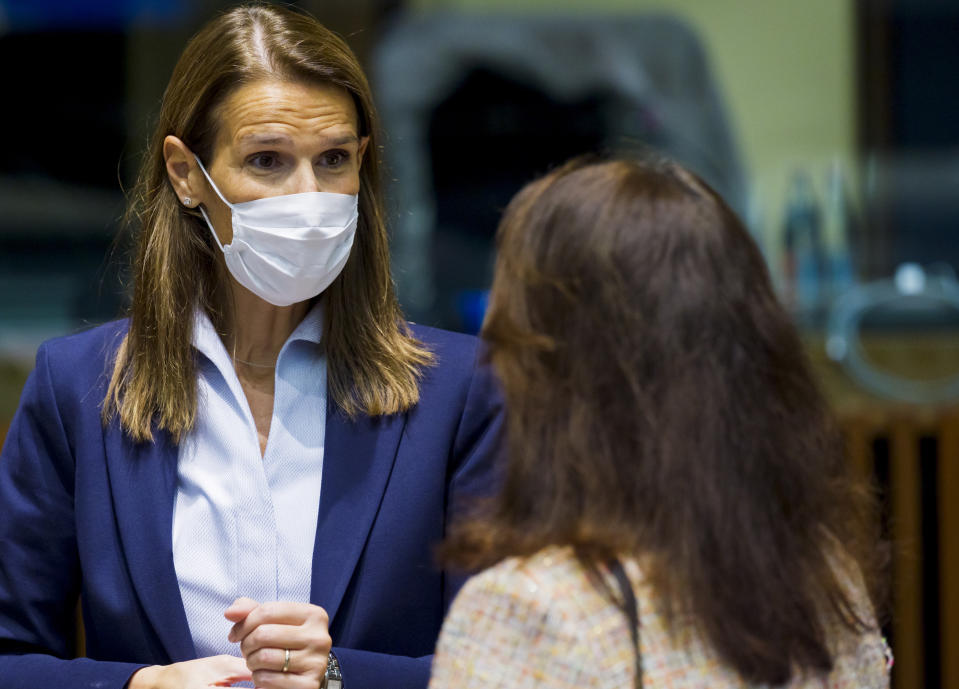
(0, 320), (503, 689)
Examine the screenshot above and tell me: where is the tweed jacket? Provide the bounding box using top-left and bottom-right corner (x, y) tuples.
(429, 546), (890, 689)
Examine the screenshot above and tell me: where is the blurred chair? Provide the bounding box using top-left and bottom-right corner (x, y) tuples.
(827, 264), (959, 405)
(372, 12), (746, 329)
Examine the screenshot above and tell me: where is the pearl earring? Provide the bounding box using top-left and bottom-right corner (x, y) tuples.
(183, 197), (192, 206)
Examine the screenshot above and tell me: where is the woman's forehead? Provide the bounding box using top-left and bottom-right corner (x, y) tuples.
(215, 79), (359, 148)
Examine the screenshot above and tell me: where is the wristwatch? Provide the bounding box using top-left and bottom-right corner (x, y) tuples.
(321, 650), (343, 689)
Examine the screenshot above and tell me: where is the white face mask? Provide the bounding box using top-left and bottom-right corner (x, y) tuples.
(194, 155), (359, 307)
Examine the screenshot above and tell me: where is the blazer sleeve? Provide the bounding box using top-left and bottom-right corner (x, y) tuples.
(428, 563), (595, 689)
(331, 647), (431, 689)
(334, 348), (505, 689)
(0, 344), (146, 689)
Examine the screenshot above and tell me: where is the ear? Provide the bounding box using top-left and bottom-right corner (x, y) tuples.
(163, 135), (204, 208)
(357, 136), (370, 168)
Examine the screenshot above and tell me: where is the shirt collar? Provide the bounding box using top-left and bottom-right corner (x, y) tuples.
(286, 300), (324, 346)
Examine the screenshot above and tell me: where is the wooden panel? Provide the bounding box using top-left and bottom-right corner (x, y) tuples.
(843, 421), (873, 483)
(890, 424), (923, 689)
(939, 414), (959, 689)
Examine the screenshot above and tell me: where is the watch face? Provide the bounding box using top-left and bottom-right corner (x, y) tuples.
(327, 680), (343, 689)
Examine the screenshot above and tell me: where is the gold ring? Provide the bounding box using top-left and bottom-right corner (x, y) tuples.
(282, 648), (291, 673)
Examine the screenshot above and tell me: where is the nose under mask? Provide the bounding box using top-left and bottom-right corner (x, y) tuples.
(194, 154), (359, 307)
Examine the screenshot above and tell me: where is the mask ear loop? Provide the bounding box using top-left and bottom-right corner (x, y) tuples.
(192, 155), (248, 367)
(193, 154), (233, 252)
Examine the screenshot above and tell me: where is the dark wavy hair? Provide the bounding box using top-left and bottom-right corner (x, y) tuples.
(443, 156), (885, 685)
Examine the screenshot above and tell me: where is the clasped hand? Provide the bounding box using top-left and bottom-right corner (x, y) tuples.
(128, 597), (332, 689)
(226, 596), (333, 688)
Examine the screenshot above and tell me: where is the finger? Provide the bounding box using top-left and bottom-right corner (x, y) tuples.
(208, 653), (253, 673)
(206, 655), (253, 686)
(240, 623), (325, 658)
(224, 596), (260, 623)
(245, 645), (328, 674)
(229, 601), (328, 644)
(229, 601), (307, 643)
(251, 668), (326, 689)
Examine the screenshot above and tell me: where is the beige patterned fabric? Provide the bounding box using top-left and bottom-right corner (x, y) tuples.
(430, 546), (890, 689)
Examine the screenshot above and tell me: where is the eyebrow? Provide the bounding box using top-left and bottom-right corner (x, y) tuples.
(324, 134), (360, 147)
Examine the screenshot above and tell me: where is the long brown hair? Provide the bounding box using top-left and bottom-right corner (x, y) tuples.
(444, 157), (884, 685)
(104, 4), (432, 441)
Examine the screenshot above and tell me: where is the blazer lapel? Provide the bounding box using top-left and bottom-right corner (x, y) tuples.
(310, 405), (407, 623)
(103, 425), (195, 663)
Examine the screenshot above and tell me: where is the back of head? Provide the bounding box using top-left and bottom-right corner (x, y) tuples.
(454, 156), (883, 685)
(485, 157), (785, 419)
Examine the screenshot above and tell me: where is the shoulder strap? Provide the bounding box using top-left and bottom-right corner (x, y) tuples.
(609, 559), (642, 689)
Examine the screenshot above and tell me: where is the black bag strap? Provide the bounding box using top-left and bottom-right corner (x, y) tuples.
(609, 559), (642, 689)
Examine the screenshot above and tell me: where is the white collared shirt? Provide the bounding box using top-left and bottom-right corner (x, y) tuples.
(172, 303), (326, 658)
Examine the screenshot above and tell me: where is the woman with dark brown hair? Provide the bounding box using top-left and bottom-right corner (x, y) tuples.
(429, 157), (890, 688)
(0, 5), (502, 689)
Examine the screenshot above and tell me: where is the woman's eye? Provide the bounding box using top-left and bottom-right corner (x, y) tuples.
(247, 153), (279, 170)
(321, 150), (349, 167)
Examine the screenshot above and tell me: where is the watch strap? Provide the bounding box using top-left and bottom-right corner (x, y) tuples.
(321, 650), (343, 689)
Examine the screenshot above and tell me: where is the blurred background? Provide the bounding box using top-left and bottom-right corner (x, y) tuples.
(0, 0), (956, 686)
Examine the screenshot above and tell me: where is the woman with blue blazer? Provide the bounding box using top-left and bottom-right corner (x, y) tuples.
(0, 6), (502, 689)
